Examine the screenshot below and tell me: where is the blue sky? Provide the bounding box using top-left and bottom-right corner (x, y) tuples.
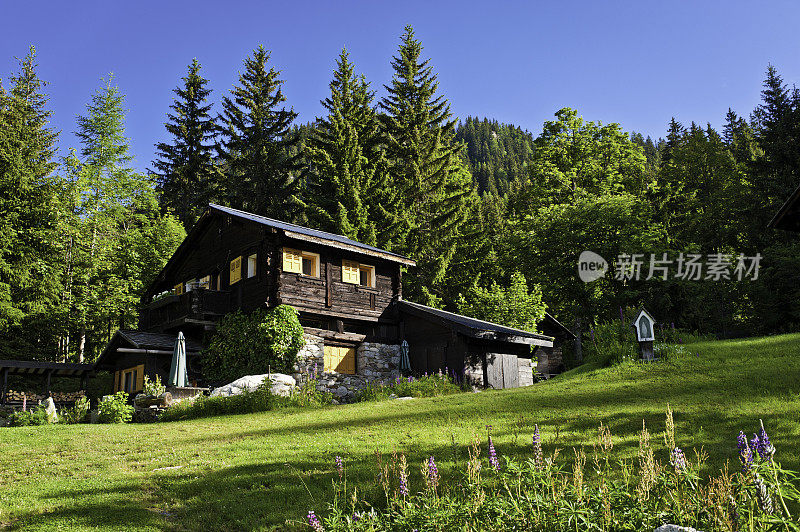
(2, 1), (799, 172)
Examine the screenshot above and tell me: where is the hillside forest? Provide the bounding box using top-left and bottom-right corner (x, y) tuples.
(2, 25), (800, 364)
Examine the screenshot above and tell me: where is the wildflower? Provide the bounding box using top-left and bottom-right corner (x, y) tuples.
(532, 424), (543, 468)
(737, 431), (753, 472)
(398, 454), (409, 497)
(22, 394), (26, 412)
(753, 471), (774, 514)
(488, 435), (500, 471)
(757, 422), (775, 461)
(671, 447), (687, 473)
(424, 456), (439, 493)
(307, 510), (323, 531)
(590, 328), (595, 342)
(352, 511), (361, 522)
(334, 456), (343, 479)
(619, 306), (624, 322)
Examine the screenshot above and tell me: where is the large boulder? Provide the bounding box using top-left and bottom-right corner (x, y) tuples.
(210, 374), (296, 398)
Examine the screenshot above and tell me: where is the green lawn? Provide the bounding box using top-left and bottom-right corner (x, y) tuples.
(1, 334), (799, 531)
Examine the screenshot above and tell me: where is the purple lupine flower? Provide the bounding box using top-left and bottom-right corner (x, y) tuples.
(426, 456), (440, 490)
(532, 424), (543, 467)
(678, 337), (683, 344)
(307, 510), (323, 531)
(672, 447), (687, 473)
(22, 395), (27, 412)
(334, 456), (343, 479)
(671, 322), (675, 330)
(488, 435), (500, 471)
(750, 434), (761, 460)
(398, 458), (409, 496)
(758, 425), (775, 461)
(620, 306), (625, 322)
(590, 328), (595, 342)
(352, 511), (362, 522)
(737, 431), (753, 472)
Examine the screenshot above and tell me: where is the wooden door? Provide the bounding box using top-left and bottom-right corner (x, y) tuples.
(485, 353), (519, 389)
(323, 345), (356, 375)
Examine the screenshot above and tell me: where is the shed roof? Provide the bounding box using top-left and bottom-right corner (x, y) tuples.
(94, 330), (204, 371)
(398, 300), (554, 347)
(0, 359), (93, 377)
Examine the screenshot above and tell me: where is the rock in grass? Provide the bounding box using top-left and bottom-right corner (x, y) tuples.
(654, 526), (702, 532)
(210, 374), (296, 398)
(43, 397), (58, 423)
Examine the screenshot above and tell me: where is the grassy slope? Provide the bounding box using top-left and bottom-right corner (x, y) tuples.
(1, 334), (799, 531)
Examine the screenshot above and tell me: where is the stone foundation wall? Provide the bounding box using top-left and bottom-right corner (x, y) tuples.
(293, 334), (401, 402)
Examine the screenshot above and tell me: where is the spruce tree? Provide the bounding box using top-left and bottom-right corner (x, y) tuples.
(0, 46), (63, 358)
(380, 26), (475, 303)
(304, 48), (387, 245)
(153, 59), (220, 228)
(217, 45), (302, 220)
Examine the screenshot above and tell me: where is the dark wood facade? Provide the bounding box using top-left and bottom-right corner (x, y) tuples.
(139, 204), (414, 342)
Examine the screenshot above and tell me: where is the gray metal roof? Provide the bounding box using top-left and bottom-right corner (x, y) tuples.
(398, 300), (554, 346)
(209, 204), (415, 265)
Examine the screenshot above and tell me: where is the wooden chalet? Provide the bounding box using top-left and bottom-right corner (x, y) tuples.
(97, 204), (561, 392)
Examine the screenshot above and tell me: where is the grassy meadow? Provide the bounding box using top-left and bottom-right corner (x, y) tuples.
(1, 333), (799, 530)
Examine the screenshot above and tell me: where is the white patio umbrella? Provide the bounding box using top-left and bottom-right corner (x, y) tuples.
(169, 331), (189, 388)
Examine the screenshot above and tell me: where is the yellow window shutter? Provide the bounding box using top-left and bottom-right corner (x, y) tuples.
(342, 260), (359, 284)
(174, 283), (184, 295)
(283, 248), (302, 273)
(136, 365), (145, 392)
(230, 256), (242, 284)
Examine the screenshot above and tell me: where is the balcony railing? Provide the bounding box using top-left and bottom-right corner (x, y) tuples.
(139, 289), (230, 332)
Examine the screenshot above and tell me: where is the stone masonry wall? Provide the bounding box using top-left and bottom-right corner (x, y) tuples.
(293, 333), (401, 403)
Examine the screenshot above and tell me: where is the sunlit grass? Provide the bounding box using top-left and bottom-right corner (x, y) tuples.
(1, 333), (799, 530)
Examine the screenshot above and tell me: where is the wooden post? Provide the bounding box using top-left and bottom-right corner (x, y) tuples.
(41, 369), (53, 397)
(1, 367), (7, 406)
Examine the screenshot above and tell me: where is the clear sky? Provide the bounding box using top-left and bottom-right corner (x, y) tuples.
(2, 0), (799, 172)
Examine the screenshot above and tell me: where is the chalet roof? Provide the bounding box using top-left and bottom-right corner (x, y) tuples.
(398, 300), (554, 347)
(94, 330), (204, 371)
(768, 184), (800, 231)
(541, 312), (576, 339)
(209, 204), (416, 265)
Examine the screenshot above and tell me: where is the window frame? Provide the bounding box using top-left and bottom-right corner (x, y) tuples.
(283, 248), (320, 278)
(246, 253), (257, 279)
(358, 264), (376, 288)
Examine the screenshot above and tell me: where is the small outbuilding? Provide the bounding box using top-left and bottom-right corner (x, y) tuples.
(397, 300), (554, 389)
(94, 330), (204, 394)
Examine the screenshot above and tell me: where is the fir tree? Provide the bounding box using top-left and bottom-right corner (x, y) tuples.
(380, 25), (475, 303)
(304, 48), (387, 245)
(0, 46), (63, 358)
(153, 59), (220, 228)
(217, 45), (302, 220)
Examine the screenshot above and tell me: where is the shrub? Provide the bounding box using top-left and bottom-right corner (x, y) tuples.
(7, 406), (49, 427)
(97, 391), (134, 424)
(60, 396), (90, 424)
(310, 412), (800, 531)
(201, 305), (305, 384)
(142, 375), (166, 397)
(160, 385), (276, 422)
(583, 320), (639, 367)
(355, 372), (462, 402)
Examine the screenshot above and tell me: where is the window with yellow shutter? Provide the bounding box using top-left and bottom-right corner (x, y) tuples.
(229, 256), (242, 285)
(174, 283), (185, 295)
(323, 345), (356, 374)
(342, 260), (360, 284)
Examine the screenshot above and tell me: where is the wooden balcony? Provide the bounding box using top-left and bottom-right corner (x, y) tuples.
(139, 289), (230, 333)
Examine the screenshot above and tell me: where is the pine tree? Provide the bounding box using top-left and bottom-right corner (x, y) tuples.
(304, 48), (388, 245)
(153, 59), (220, 228)
(64, 77), (184, 362)
(0, 46), (63, 358)
(217, 45), (302, 220)
(380, 26), (475, 303)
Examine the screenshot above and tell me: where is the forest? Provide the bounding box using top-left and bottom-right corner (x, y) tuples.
(2, 24), (800, 364)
